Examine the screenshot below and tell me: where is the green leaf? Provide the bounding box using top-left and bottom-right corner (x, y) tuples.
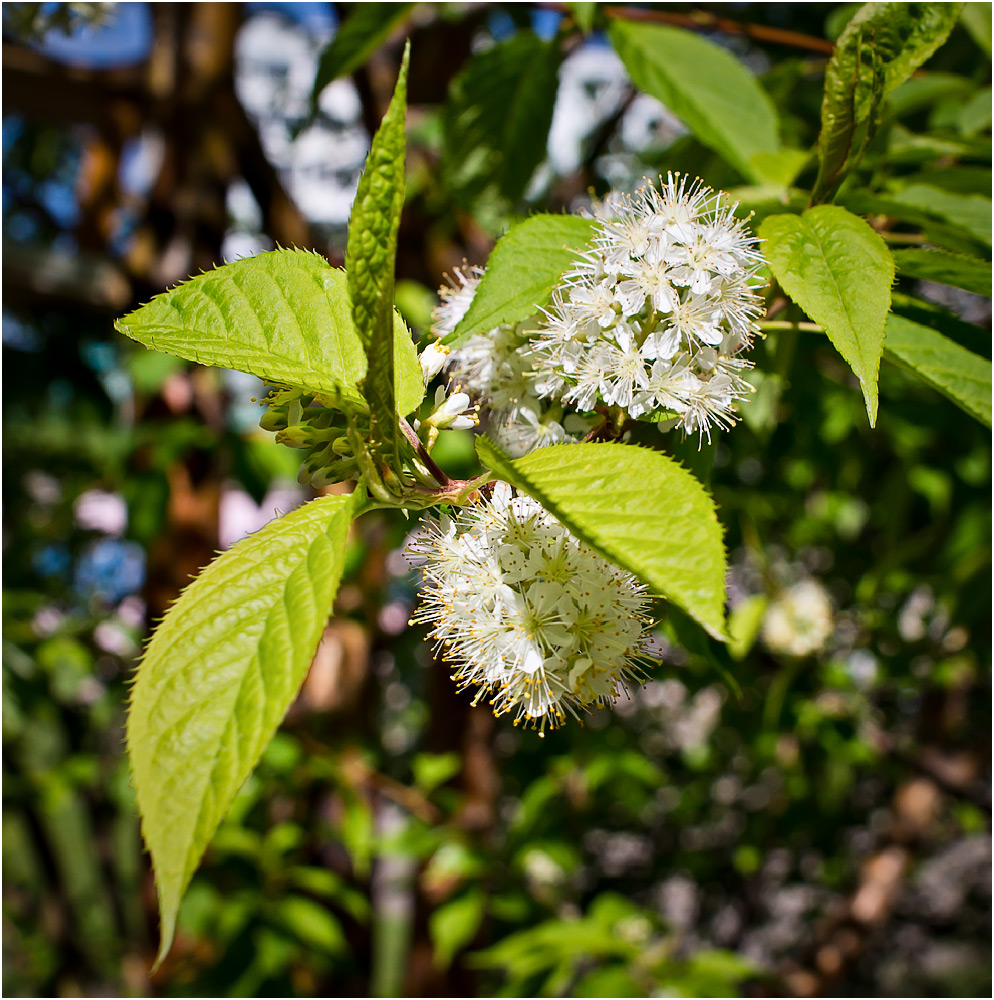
(889, 185), (992, 247)
(115, 250), (424, 416)
(430, 889), (486, 970)
(961, 2), (993, 57)
(891, 290), (991, 358)
(608, 18), (780, 182)
(887, 71), (974, 118)
(884, 313), (992, 426)
(448, 214), (597, 344)
(411, 752), (461, 794)
(760, 206), (894, 425)
(570, 2), (597, 34)
(442, 32), (562, 224)
(882, 126), (991, 172)
(811, 2), (964, 204)
(955, 86), (993, 137)
(275, 896), (347, 956)
(346, 44), (409, 472)
(841, 190), (991, 257)
(748, 149), (811, 188)
(892, 248), (992, 297)
(573, 968), (642, 998)
(127, 490), (360, 964)
(476, 439), (728, 640)
(727, 595), (769, 661)
(894, 166), (993, 198)
(309, 4), (414, 116)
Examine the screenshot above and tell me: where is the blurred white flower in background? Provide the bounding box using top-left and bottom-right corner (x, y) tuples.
(762, 580), (835, 658)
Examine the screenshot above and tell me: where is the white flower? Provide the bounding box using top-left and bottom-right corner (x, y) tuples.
(432, 267), (589, 458)
(491, 402), (595, 459)
(409, 483), (654, 729)
(531, 173), (766, 442)
(431, 265), (483, 340)
(419, 341), (450, 384)
(762, 580), (834, 658)
(424, 385), (478, 431)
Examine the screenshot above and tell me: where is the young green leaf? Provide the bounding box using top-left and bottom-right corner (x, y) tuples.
(892, 248), (992, 297)
(811, 2), (964, 204)
(442, 32), (563, 224)
(476, 438), (728, 640)
(448, 214), (597, 344)
(760, 206), (894, 425)
(346, 43), (409, 473)
(884, 314), (992, 427)
(608, 19), (780, 182)
(115, 250), (424, 416)
(128, 490), (360, 964)
(309, 4), (413, 116)
(276, 896), (348, 956)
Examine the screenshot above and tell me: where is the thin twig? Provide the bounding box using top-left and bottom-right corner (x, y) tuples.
(763, 296), (790, 321)
(541, 3), (835, 55)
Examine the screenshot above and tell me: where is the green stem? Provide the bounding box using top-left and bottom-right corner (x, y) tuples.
(763, 657), (802, 733)
(759, 320), (824, 333)
(350, 483), (390, 519)
(880, 231), (926, 245)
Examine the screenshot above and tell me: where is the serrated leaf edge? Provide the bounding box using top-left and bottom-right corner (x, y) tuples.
(475, 435), (729, 641)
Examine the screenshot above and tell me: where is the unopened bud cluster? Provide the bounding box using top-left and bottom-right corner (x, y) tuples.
(259, 387), (362, 488)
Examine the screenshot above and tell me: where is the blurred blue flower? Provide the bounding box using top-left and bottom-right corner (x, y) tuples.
(74, 538), (145, 603)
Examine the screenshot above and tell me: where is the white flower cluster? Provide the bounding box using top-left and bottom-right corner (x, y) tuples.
(431, 268), (593, 458)
(409, 483), (653, 729)
(532, 174), (765, 440)
(430, 176), (765, 453)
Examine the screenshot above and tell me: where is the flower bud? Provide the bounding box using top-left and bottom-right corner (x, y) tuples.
(419, 341), (450, 383)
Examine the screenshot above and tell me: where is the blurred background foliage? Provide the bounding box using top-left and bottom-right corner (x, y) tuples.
(2, 2), (990, 997)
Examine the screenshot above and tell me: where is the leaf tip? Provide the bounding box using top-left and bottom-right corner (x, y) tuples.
(396, 37), (411, 92)
(862, 384), (879, 428)
(705, 621), (732, 644)
(152, 909), (178, 972)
